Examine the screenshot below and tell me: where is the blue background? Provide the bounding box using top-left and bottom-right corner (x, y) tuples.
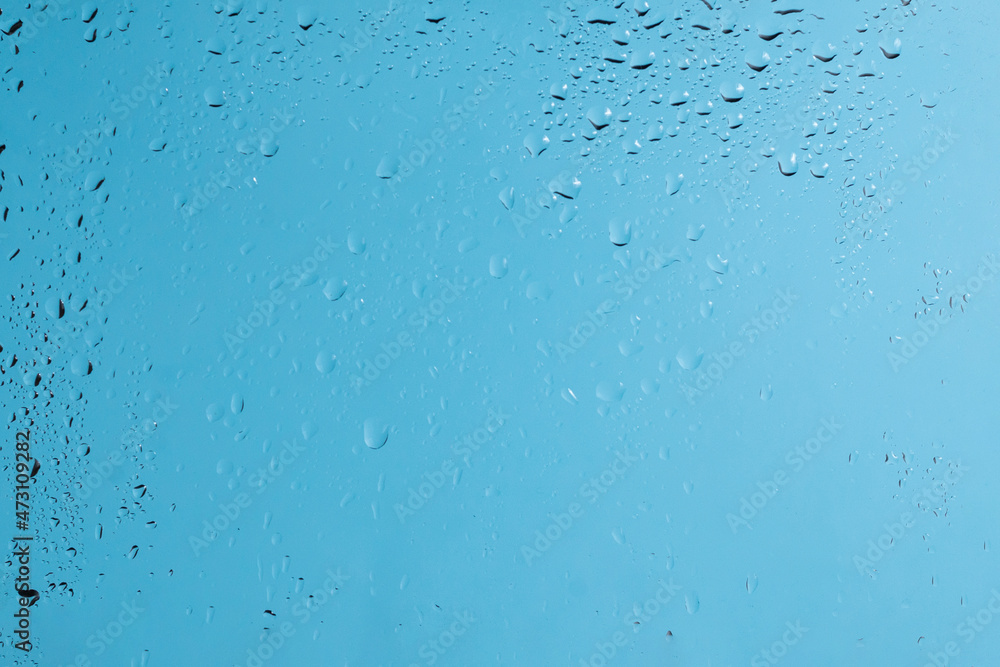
(2, 0), (999, 665)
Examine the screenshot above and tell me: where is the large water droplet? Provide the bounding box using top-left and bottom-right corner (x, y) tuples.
(596, 381), (626, 402)
(323, 279), (347, 301)
(675, 346), (704, 370)
(315, 351), (336, 374)
(364, 419), (389, 450)
(812, 42), (837, 62)
(778, 152), (799, 176)
(489, 255), (508, 278)
(587, 106), (612, 129)
(297, 7), (317, 30)
(206, 404), (224, 423)
(745, 50), (770, 72)
(719, 81), (745, 102)
(204, 87), (225, 108)
(84, 171), (105, 191)
(879, 37), (902, 59)
(609, 218), (632, 246)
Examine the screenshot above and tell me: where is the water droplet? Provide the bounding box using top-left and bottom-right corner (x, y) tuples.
(706, 254), (728, 275)
(489, 255), (508, 279)
(561, 388), (579, 405)
(364, 419), (388, 450)
(609, 218), (632, 246)
(687, 224), (705, 241)
(205, 37), (226, 55)
(746, 50), (771, 72)
(810, 162), (830, 178)
(778, 152), (799, 176)
(630, 50), (655, 70)
(315, 351), (336, 374)
(376, 157), (398, 179)
(618, 340), (643, 357)
(322, 279), (347, 301)
(757, 19), (782, 41)
(206, 404), (224, 422)
(675, 346), (704, 370)
(586, 106), (612, 130)
(204, 87), (225, 108)
(585, 7), (618, 24)
(666, 173), (684, 195)
(297, 7), (317, 30)
(879, 37), (902, 59)
(523, 133), (550, 156)
(812, 42), (837, 62)
(719, 81), (745, 102)
(596, 381), (626, 402)
(260, 136), (278, 157)
(347, 231), (366, 255)
(70, 354), (92, 376)
(84, 171), (105, 191)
